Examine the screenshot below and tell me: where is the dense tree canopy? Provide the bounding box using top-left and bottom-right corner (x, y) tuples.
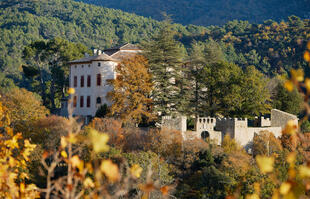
(107, 55), (154, 124)
(23, 38), (89, 111)
(0, 0), (308, 93)
(76, 0), (310, 26)
(0, 87), (49, 134)
(142, 19), (190, 116)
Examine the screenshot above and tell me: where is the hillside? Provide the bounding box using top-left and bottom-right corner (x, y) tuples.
(0, 0), (309, 87)
(75, 0), (310, 26)
(0, 0), (206, 79)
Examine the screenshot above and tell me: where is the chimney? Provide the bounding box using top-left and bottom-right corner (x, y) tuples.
(84, 53), (89, 57)
(98, 50), (102, 55)
(93, 49), (98, 55)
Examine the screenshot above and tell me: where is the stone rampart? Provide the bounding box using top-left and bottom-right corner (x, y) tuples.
(196, 117), (216, 132)
(271, 109), (298, 129)
(161, 116), (187, 133)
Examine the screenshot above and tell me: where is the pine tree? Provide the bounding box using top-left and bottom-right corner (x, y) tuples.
(188, 40), (226, 117)
(188, 42), (207, 117)
(142, 19), (189, 116)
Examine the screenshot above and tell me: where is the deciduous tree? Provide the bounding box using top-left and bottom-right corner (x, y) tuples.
(107, 55), (154, 124)
(0, 87), (49, 134)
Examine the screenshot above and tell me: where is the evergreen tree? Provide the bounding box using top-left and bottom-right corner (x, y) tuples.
(188, 42), (206, 117)
(142, 19), (190, 116)
(188, 40), (226, 117)
(272, 79), (303, 115)
(239, 65), (271, 118)
(189, 41), (270, 118)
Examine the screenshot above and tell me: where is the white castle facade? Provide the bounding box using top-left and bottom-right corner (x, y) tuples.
(62, 44), (141, 118)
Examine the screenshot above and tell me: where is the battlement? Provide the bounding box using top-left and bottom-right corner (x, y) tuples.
(162, 116), (172, 120)
(196, 117), (216, 131)
(197, 117), (216, 124)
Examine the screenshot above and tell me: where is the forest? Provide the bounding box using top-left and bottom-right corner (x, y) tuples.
(75, 0), (310, 26)
(0, 0), (309, 89)
(1, 0), (310, 198)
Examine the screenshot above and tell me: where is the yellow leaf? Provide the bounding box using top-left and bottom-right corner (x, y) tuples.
(291, 69), (304, 82)
(299, 165), (310, 178)
(20, 183), (25, 193)
(284, 80), (294, 92)
(130, 164), (143, 178)
(86, 163), (93, 173)
(67, 88), (75, 95)
(279, 182), (291, 195)
(67, 133), (77, 144)
(283, 120), (298, 135)
(254, 182), (260, 194)
(272, 191), (279, 199)
(256, 155), (274, 174)
(100, 160), (120, 182)
(305, 78), (310, 92)
(61, 151), (68, 158)
(61, 137), (67, 148)
(307, 41), (310, 50)
(71, 155), (83, 169)
(9, 157), (15, 167)
(89, 129), (109, 153)
(304, 51), (310, 62)
(83, 177), (95, 188)
(286, 152), (296, 165)
(246, 194), (259, 199)
(24, 139), (36, 150)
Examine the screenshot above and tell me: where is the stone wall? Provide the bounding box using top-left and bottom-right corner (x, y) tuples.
(271, 109), (298, 129)
(215, 118), (235, 137)
(161, 109), (297, 148)
(260, 117), (271, 127)
(196, 117), (216, 132)
(234, 127), (282, 147)
(161, 116), (187, 133)
(195, 117), (221, 145)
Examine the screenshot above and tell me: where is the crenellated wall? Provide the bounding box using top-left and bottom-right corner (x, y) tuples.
(160, 109), (297, 149)
(196, 117), (221, 145)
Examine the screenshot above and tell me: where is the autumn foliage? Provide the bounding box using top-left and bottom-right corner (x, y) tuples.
(107, 55), (154, 124)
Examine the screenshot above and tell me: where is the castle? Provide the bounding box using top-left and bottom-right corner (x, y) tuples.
(62, 43), (298, 148)
(162, 109), (298, 149)
(60, 43), (141, 120)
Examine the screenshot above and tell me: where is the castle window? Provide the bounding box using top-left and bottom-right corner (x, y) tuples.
(74, 65), (77, 68)
(81, 76), (84, 87)
(82, 65), (84, 68)
(97, 74), (101, 86)
(73, 96), (77, 108)
(88, 64), (90, 67)
(87, 75), (91, 87)
(74, 76), (77, 87)
(96, 97), (101, 104)
(80, 96), (84, 108)
(98, 62), (101, 67)
(87, 96), (91, 107)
